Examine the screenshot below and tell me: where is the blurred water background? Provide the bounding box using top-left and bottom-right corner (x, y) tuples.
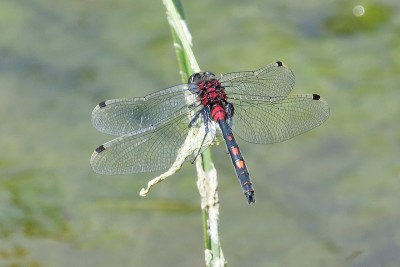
(0, 0), (399, 266)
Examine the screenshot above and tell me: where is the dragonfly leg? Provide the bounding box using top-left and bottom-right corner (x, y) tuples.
(188, 110), (201, 128)
(191, 108), (212, 164)
(225, 102), (234, 128)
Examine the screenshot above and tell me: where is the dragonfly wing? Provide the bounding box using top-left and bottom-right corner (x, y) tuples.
(92, 84), (196, 136)
(220, 61), (295, 98)
(229, 94), (330, 144)
(90, 112), (215, 174)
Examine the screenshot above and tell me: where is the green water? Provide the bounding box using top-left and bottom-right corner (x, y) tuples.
(0, 0), (399, 266)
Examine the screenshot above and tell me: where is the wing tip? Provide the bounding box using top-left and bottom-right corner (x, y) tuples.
(90, 145), (110, 175)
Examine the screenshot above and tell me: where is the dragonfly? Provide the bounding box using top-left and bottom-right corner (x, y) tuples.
(90, 61), (329, 204)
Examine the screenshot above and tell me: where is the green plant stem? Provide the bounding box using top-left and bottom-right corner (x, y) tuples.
(162, 0), (226, 266)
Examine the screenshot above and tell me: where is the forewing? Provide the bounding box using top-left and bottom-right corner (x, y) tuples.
(229, 94), (330, 144)
(220, 61), (295, 98)
(92, 84), (195, 136)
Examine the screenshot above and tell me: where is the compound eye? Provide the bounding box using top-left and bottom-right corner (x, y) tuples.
(188, 73), (201, 84)
(204, 71), (217, 80)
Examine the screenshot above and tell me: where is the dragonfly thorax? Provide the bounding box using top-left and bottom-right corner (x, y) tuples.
(188, 71), (229, 121)
(198, 79), (229, 122)
(198, 80), (227, 105)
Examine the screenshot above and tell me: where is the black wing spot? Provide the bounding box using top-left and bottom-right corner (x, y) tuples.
(276, 61), (283, 67)
(95, 145), (106, 153)
(99, 101), (107, 108)
(312, 94), (321, 100)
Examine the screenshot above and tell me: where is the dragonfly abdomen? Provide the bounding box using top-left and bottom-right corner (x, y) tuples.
(217, 117), (255, 204)
(211, 105), (227, 121)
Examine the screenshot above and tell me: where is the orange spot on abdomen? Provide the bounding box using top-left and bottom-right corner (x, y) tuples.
(235, 160), (245, 169)
(231, 146), (239, 155)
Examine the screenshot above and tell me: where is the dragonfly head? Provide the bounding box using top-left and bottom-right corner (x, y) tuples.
(188, 71), (217, 85)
